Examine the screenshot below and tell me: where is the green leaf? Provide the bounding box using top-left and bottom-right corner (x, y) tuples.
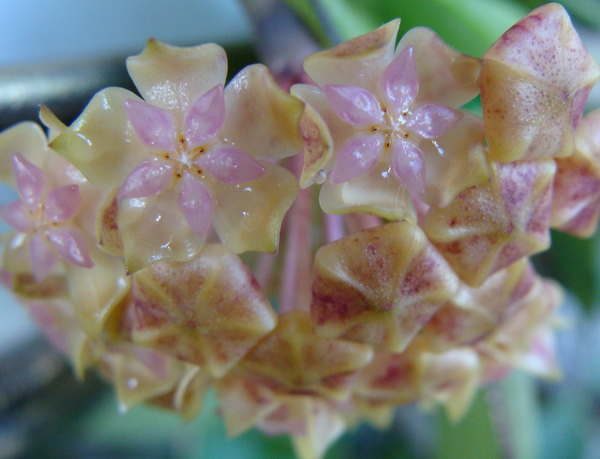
(434, 389), (501, 459)
(496, 371), (541, 459)
(535, 230), (600, 312)
(317, 0), (528, 56)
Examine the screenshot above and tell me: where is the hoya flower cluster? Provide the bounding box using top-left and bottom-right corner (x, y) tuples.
(1, 4), (599, 458)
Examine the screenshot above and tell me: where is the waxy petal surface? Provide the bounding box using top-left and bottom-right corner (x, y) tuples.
(51, 88), (149, 188)
(0, 122), (49, 187)
(422, 259), (536, 351)
(419, 114), (489, 207)
(117, 189), (206, 273)
(118, 159), (175, 201)
(46, 226), (94, 268)
(397, 27), (482, 108)
(319, 162), (415, 221)
(66, 246), (130, 338)
(324, 85), (383, 127)
(330, 134), (383, 184)
(424, 161), (556, 286)
(311, 222), (459, 352)
(44, 185), (81, 222)
(111, 244), (276, 377)
(99, 343), (184, 411)
(211, 163), (298, 253)
(391, 139), (426, 199)
(126, 40), (227, 113)
(0, 201), (30, 232)
(552, 109), (600, 236)
(221, 64), (304, 160)
(124, 99), (177, 151)
(481, 3), (600, 161)
(229, 311), (373, 400)
(177, 172), (213, 240)
(184, 85), (225, 149)
(304, 20), (399, 91)
(29, 232), (58, 282)
(12, 153), (48, 208)
(197, 147), (266, 185)
(377, 46), (419, 114)
(405, 103), (463, 139)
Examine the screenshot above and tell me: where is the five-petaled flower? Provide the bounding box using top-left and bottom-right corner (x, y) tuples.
(0, 153), (93, 281)
(323, 46), (463, 198)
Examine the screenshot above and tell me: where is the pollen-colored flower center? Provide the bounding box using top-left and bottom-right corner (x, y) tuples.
(161, 136), (209, 178)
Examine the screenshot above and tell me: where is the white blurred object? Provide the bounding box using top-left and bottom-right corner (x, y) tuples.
(0, 0), (252, 66)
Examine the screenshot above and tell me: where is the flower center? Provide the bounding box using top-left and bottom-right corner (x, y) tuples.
(159, 136), (210, 179)
(371, 106), (413, 150)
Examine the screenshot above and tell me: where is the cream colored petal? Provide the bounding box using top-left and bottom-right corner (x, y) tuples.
(481, 4), (600, 161)
(319, 161), (416, 221)
(291, 84), (350, 187)
(66, 246), (131, 338)
(51, 87), (148, 188)
(419, 113), (489, 208)
(303, 20), (399, 92)
(221, 64), (304, 160)
(95, 189), (124, 257)
(424, 161), (555, 286)
(112, 244), (276, 377)
(418, 348), (480, 421)
(126, 39), (227, 114)
(0, 122), (49, 187)
(210, 162), (298, 254)
(311, 222), (459, 352)
(118, 189), (206, 273)
(39, 105), (67, 141)
(397, 28), (482, 108)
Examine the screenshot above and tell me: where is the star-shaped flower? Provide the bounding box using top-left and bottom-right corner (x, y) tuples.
(293, 21), (488, 219)
(0, 152), (93, 281)
(52, 40), (303, 272)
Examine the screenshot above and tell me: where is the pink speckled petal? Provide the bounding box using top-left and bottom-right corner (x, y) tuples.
(29, 233), (58, 281)
(178, 172), (213, 240)
(197, 147), (266, 184)
(406, 103), (463, 139)
(0, 201), (30, 232)
(392, 139), (426, 199)
(481, 3), (600, 161)
(323, 85), (383, 127)
(46, 227), (94, 268)
(118, 159), (174, 201)
(124, 99), (176, 151)
(330, 134), (384, 184)
(377, 46), (419, 114)
(184, 85), (225, 149)
(44, 185), (81, 223)
(12, 153), (48, 208)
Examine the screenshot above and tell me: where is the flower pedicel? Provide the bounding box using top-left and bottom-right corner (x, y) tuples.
(0, 4), (599, 458)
